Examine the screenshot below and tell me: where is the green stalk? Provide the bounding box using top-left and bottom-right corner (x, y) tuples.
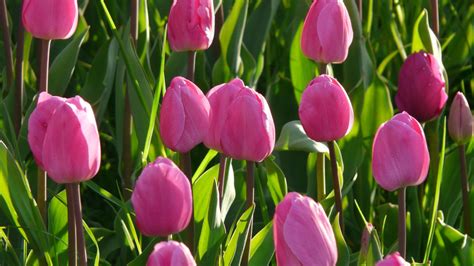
(72, 183), (87, 266)
(316, 153), (326, 201)
(242, 161), (255, 266)
(0, 0), (13, 88)
(398, 187), (406, 258)
(66, 184), (77, 266)
(459, 144), (471, 236)
(14, 19), (25, 135)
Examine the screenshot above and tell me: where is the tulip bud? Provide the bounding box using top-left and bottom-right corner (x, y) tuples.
(147, 241), (196, 266)
(28, 92), (101, 184)
(448, 92), (473, 144)
(204, 78), (275, 162)
(131, 157), (192, 236)
(274, 192), (337, 266)
(167, 0), (215, 52)
(159, 77), (210, 153)
(299, 75), (354, 142)
(301, 0), (353, 64)
(375, 252), (410, 266)
(22, 0), (78, 40)
(396, 52), (447, 122)
(372, 112), (430, 191)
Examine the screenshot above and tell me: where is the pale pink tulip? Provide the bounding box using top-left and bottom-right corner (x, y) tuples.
(28, 92), (101, 183)
(448, 92), (473, 144)
(301, 0), (353, 63)
(22, 0), (78, 40)
(299, 75), (354, 142)
(167, 0), (215, 51)
(274, 192), (337, 266)
(160, 77), (210, 153)
(147, 241), (196, 266)
(131, 157), (192, 236)
(396, 52), (447, 122)
(372, 112), (430, 191)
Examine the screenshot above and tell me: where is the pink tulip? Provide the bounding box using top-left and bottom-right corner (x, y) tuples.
(160, 77), (210, 153)
(395, 52), (447, 122)
(131, 157), (192, 236)
(274, 192), (337, 266)
(375, 252), (410, 266)
(301, 0), (353, 64)
(147, 241), (196, 266)
(22, 0), (78, 40)
(372, 112), (430, 191)
(448, 92), (473, 144)
(28, 92), (101, 184)
(299, 75), (354, 142)
(204, 78), (275, 162)
(167, 0), (215, 52)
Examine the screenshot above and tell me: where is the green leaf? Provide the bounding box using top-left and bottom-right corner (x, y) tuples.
(332, 214), (350, 266)
(263, 157), (288, 206)
(249, 221), (274, 266)
(127, 238), (160, 266)
(289, 23), (317, 104)
(275, 120), (329, 153)
(223, 205), (255, 266)
(49, 29), (89, 96)
(48, 191), (68, 266)
(412, 9), (442, 60)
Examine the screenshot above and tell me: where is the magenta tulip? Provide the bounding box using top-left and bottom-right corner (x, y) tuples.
(131, 157), (192, 236)
(395, 52), (447, 122)
(160, 77), (210, 153)
(448, 92), (473, 144)
(204, 78), (275, 162)
(147, 241), (196, 266)
(372, 112), (430, 191)
(301, 0), (353, 64)
(22, 0), (78, 40)
(28, 92), (101, 184)
(167, 0), (214, 52)
(274, 192), (337, 266)
(299, 75), (354, 142)
(375, 252), (410, 266)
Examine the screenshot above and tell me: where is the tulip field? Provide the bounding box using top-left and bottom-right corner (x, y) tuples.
(1, 0), (474, 265)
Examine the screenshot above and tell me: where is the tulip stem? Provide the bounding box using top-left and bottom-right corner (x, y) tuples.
(66, 184), (77, 266)
(242, 161), (255, 266)
(319, 63), (328, 75)
(459, 144), (472, 236)
(328, 141), (344, 233)
(0, 0), (13, 88)
(187, 51), (197, 82)
(180, 152), (194, 252)
(316, 152), (326, 201)
(398, 187), (406, 258)
(358, 0), (362, 20)
(430, 0), (439, 36)
(72, 183), (87, 266)
(218, 154), (228, 203)
(14, 19), (25, 135)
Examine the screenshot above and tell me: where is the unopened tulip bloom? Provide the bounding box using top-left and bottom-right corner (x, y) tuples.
(204, 78), (275, 162)
(167, 0), (214, 51)
(448, 92), (473, 144)
(299, 75), (354, 142)
(301, 0), (353, 63)
(375, 252), (410, 266)
(22, 0), (78, 40)
(147, 241), (196, 266)
(274, 192), (337, 266)
(131, 157), (192, 236)
(160, 77), (210, 153)
(28, 92), (101, 183)
(372, 112), (430, 191)
(396, 52), (447, 122)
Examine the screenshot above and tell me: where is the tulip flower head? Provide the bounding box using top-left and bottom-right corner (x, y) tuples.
(299, 75), (354, 142)
(28, 92), (101, 184)
(22, 0), (78, 40)
(448, 92), (473, 144)
(160, 77), (210, 153)
(273, 192), (337, 266)
(372, 112), (430, 191)
(395, 51), (447, 122)
(301, 0), (353, 63)
(375, 252), (410, 266)
(147, 241), (196, 266)
(168, 0), (215, 51)
(204, 78), (275, 162)
(131, 157), (192, 236)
